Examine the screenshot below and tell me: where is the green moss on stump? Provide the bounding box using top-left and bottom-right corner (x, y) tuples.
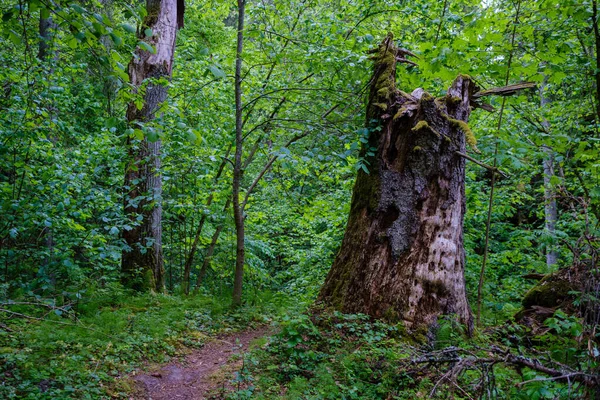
(522, 277), (574, 308)
(412, 120), (430, 132)
(445, 115), (480, 153)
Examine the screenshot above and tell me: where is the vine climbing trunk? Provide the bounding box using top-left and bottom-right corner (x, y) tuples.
(121, 0), (184, 291)
(318, 34), (475, 335)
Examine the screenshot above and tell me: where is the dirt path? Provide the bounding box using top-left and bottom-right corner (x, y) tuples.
(130, 326), (271, 400)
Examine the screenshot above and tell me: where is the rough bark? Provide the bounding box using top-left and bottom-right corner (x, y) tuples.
(121, 0), (183, 291)
(318, 34), (474, 335)
(232, 0), (246, 307)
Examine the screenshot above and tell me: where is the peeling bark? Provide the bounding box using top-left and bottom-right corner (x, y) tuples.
(121, 0), (183, 291)
(318, 34), (474, 335)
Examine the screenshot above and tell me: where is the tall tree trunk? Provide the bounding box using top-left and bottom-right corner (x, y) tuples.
(38, 13), (56, 61)
(593, 0), (600, 122)
(121, 0), (183, 291)
(540, 80), (558, 269)
(542, 147), (557, 266)
(98, 0), (118, 115)
(39, 9), (57, 277)
(318, 34), (474, 335)
(231, 0), (246, 307)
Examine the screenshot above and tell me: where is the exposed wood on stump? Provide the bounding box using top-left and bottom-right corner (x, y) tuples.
(318, 33), (474, 335)
(121, 0), (183, 291)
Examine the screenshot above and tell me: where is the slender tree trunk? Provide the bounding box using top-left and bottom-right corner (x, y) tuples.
(98, 0), (118, 115)
(542, 147), (557, 267)
(318, 34), (474, 335)
(593, 0), (600, 121)
(195, 199), (230, 291)
(38, 13), (55, 61)
(121, 0), (183, 292)
(540, 81), (558, 269)
(231, 0), (246, 307)
(182, 144), (231, 294)
(39, 9), (57, 277)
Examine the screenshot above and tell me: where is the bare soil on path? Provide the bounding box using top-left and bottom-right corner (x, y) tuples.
(129, 326), (271, 400)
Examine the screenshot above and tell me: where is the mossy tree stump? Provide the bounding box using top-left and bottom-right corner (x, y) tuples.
(318, 34), (475, 335)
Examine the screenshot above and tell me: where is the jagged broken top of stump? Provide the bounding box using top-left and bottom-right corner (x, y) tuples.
(368, 33), (535, 117)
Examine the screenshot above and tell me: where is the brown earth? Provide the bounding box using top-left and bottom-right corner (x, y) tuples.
(129, 326), (271, 400)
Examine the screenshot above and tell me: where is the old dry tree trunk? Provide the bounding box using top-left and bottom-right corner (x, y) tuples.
(319, 33), (481, 335)
(122, 0), (184, 291)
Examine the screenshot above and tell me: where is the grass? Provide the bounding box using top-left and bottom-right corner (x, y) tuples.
(1, 283), (595, 399)
(0, 285), (301, 399)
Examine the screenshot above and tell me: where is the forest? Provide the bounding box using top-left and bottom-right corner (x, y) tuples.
(0, 0), (599, 398)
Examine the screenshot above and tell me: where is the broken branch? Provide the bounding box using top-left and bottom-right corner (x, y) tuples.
(455, 151), (509, 178)
(473, 82), (536, 98)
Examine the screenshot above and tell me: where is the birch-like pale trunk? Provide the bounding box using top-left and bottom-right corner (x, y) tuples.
(540, 80), (558, 268)
(121, 0), (183, 291)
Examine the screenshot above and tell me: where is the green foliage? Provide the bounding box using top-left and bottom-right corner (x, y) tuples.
(0, 288), (286, 399)
(233, 311), (595, 399)
(0, 0), (599, 397)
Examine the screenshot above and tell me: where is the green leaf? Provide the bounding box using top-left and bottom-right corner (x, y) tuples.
(8, 30), (22, 46)
(105, 117), (118, 129)
(146, 128), (159, 142)
(29, 0), (40, 12)
(133, 129), (144, 140)
(67, 36), (78, 49)
(122, 23), (136, 34)
(109, 32), (122, 46)
(71, 4), (86, 14)
(144, 28), (153, 37)
(207, 65), (226, 79)
(199, 47), (209, 56)
(138, 41), (156, 54)
(40, 7), (50, 19)
(186, 129), (198, 143)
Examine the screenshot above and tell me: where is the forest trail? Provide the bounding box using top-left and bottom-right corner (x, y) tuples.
(129, 326), (271, 400)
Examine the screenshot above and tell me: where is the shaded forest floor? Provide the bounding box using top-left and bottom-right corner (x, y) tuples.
(0, 289), (296, 399)
(129, 326), (271, 400)
(1, 288), (598, 399)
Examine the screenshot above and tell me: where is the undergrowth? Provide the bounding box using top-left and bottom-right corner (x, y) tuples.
(225, 310), (598, 400)
(0, 285), (297, 399)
